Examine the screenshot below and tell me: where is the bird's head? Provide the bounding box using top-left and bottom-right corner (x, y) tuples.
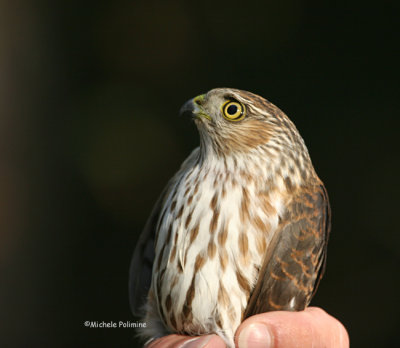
(180, 88), (308, 163)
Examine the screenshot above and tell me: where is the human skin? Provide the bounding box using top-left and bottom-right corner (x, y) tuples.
(145, 307), (349, 348)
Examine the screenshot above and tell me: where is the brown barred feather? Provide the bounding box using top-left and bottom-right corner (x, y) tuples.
(129, 88), (331, 348)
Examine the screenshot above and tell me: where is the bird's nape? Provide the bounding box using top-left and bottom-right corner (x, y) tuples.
(129, 88), (330, 348)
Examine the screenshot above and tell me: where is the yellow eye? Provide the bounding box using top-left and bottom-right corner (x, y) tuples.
(222, 101), (245, 121)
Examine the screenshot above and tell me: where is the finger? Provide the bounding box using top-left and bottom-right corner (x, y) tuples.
(147, 334), (226, 348)
(235, 307), (349, 348)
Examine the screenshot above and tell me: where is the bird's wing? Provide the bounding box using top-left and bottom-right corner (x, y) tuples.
(129, 148), (200, 317)
(128, 184), (169, 317)
(244, 183), (331, 318)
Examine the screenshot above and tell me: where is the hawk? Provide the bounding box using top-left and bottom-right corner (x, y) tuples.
(129, 88), (330, 347)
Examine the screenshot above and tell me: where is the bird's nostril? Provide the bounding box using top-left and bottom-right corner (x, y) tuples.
(193, 94), (205, 106)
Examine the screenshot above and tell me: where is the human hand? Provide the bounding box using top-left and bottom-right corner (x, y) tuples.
(145, 307), (349, 348)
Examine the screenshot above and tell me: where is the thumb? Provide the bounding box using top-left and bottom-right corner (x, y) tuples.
(235, 307), (349, 348)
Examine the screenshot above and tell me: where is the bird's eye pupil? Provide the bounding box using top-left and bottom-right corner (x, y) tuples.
(222, 101), (245, 121)
(227, 104), (238, 115)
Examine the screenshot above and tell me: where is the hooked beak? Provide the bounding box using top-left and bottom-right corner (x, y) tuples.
(179, 94), (211, 121)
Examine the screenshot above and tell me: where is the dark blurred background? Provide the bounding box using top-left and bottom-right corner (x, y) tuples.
(0, 0), (398, 347)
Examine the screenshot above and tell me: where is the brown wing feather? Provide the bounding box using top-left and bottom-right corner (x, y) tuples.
(244, 183), (331, 318)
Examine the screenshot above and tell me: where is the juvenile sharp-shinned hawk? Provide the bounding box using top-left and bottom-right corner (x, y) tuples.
(129, 88), (331, 347)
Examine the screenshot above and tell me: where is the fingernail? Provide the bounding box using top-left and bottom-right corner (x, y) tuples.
(238, 323), (272, 348)
(181, 335), (213, 348)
